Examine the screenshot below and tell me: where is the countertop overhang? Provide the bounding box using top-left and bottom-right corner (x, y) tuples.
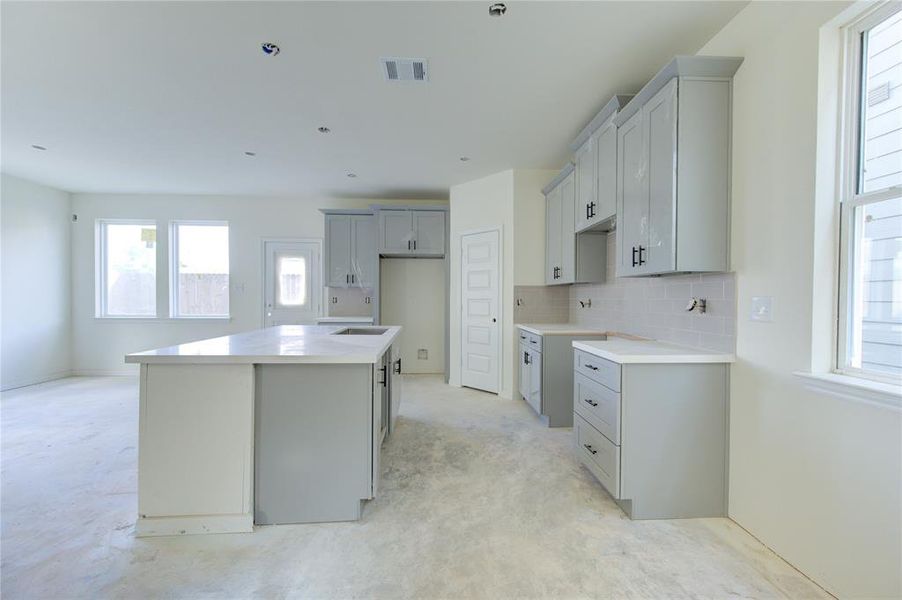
(125, 325), (401, 365)
(516, 323), (610, 336)
(573, 338), (735, 364)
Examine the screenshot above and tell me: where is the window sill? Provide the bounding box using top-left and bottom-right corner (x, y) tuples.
(793, 371), (901, 410)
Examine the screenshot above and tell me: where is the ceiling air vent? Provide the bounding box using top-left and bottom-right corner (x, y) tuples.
(381, 57), (428, 82)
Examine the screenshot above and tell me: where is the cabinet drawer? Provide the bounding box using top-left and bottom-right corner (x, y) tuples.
(573, 373), (620, 444)
(574, 413), (620, 498)
(526, 333), (543, 352)
(574, 350), (620, 391)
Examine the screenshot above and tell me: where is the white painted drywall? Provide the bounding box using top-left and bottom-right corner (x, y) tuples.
(379, 258), (445, 374)
(0, 174), (72, 389)
(699, 2), (901, 598)
(70, 193), (446, 374)
(449, 169), (552, 399)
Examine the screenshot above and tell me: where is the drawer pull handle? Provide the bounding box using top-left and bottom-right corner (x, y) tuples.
(530, 340), (537, 344)
(583, 443), (597, 455)
(583, 398), (598, 407)
(584, 363), (598, 371)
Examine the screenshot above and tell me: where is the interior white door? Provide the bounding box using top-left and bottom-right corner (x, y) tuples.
(264, 240), (322, 326)
(460, 229), (500, 394)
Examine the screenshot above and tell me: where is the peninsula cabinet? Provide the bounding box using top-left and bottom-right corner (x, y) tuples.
(324, 212), (376, 288)
(544, 166), (606, 286)
(572, 95), (632, 233)
(614, 56), (743, 277)
(377, 208), (446, 257)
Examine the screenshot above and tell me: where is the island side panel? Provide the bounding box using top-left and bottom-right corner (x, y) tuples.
(137, 363), (255, 536)
(254, 363), (372, 525)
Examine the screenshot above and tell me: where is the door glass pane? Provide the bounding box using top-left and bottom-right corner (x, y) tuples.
(847, 195), (902, 376)
(277, 254), (307, 307)
(859, 11), (902, 194)
(103, 223), (156, 316)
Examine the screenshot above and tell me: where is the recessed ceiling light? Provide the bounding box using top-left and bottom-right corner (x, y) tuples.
(261, 42), (280, 56)
(31, 144), (47, 151)
(488, 3), (507, 17)
(244, 151), (256, 157)
(346, 173), (357, 178)
(459, 156), (470, 162)
(317, 126), (331, 134)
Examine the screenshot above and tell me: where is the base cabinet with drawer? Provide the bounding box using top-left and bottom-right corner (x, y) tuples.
(516, 326), (607, 427)
(572, 347), (729, 519)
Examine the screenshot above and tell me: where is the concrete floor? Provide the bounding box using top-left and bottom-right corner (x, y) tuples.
(1, 374), (828, 599)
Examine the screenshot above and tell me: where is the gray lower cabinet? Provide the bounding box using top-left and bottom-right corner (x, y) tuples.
(517, 328), (606, 427)
(572, 349), (728, 519)
(254, 346), (398, 525)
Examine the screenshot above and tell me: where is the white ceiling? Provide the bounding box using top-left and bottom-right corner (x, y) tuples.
(1, 1), (746, 199)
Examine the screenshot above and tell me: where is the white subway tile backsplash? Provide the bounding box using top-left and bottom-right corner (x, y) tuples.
(568, 232), (736, 353)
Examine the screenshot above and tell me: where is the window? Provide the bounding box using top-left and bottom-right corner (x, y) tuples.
(838, 3), (902, 382)
(170, 222), (230, 318)
(277, 255), (307, 307)
(96, 220), (157, 317)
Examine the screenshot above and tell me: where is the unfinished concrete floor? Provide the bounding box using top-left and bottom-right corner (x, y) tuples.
(1, 374), (827, 598)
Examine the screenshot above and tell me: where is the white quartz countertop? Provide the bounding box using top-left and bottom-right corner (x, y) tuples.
(315, 316), (375, 323)
(516, 323), (608, 336)
(572, 338), (735, 364)
(125, 325), (401, 365)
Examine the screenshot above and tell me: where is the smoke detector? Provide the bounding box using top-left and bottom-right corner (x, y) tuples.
(381, 57), (428, 82)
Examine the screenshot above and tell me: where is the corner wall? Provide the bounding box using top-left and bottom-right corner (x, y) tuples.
(1, 174), (72, 390)
(699, 2), (900, 597)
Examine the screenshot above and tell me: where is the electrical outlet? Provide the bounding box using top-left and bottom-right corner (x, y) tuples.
(750, 296), (773, 322)
(417, 349), (428, 360)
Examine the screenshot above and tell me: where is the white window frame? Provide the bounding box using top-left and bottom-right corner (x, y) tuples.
(95, 218), (158, 319)
(169, 220), (231, 319)
(836, 1), (902, 384)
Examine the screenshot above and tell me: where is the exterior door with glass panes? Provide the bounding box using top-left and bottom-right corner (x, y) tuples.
(263, 240), (322, 327)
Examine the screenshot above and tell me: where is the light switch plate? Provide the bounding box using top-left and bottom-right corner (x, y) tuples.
(750, 296), (773, 322)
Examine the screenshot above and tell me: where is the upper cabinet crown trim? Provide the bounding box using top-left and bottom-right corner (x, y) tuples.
(569, 94), (634, 152)
(319, 208), (374, 216)
(541, 162), (576, 196)
(614, 55), (744, 125)
(369, 204), (449, 212)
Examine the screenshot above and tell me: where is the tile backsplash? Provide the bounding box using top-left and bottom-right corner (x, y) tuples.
(514, 285), (569, 324)
(569, 233), (736, 353)
(325, 286), (375, 317)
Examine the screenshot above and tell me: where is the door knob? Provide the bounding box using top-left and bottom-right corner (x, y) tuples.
(492, 318), (497, 322)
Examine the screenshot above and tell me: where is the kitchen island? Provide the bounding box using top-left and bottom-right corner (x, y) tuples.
(125, 325), (402, 536)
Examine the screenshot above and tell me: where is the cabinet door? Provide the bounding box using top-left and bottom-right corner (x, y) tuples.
(574, 138), (595, 232)
(325, 215), (351, 287)
(545, 188), (562, 285)
(559, 171), (576, 284)
(350, 215), (376, 288)
(593, 123), (618, 224)
(616, 110), (647, 276)
(528, 350), (542, 414)
(412, 210), (445, 255)
(519, 344), (530, 401)
(379, 210), (413, 254)
(644, 78), (678, 274)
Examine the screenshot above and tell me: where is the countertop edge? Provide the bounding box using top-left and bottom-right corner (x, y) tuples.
(572, 340), (736, 364)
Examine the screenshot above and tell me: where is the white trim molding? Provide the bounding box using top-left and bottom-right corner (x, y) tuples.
(794, 371), (902, 410)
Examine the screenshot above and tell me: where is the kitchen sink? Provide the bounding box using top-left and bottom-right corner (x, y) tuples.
(331, 327), (388, 335)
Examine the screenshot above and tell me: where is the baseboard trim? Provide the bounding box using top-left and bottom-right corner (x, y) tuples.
(0, 370), (74, 392)
(71, 369), (138, 377)
(136, 513), (254, 537)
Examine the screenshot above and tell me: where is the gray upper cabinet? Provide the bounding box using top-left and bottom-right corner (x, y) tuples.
(324, 213), (376, 288)
(572, 95), (632, 233)
(544, 166), (606, 286)
(615, 56), (742, 277)
(378, 209), (446, 257)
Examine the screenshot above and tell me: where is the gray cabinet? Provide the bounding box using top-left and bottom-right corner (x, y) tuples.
(572, 95), (632, 233)
(614, 56), (742, 277)
(572, 348), (728, 519)
(544, 166), (607, 286)
(517, 327), (607, 427)
(378, 209), (446, 257)
(324, 212), (376, 288)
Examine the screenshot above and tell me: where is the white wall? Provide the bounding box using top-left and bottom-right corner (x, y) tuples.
(0, 174), (72, 390)
(70, 193), (445, 374)
(380, 258), (445, 374)
(449, 169), (554, 399)
(699, 2), (901, 598)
